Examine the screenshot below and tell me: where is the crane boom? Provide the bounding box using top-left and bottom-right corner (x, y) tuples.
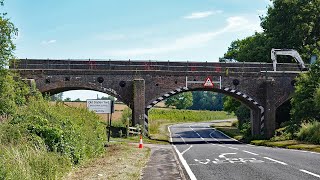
(271, 48), (306, 71)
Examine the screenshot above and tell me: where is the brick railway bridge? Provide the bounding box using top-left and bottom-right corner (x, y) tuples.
(11, 59), (305, 138)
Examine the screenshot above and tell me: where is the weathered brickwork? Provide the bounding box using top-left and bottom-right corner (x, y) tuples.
(13, 59), (303, 138)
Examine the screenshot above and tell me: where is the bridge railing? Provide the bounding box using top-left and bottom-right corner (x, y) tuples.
(10, 59), (303, 72)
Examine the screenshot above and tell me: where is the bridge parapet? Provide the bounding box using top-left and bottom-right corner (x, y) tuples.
(11, 59), (303, 73)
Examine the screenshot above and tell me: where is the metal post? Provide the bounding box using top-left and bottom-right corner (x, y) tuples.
(185, 76), (188, 88)
(107, 113), (112, 142)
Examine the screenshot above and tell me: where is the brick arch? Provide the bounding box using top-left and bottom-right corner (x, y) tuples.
(40, 85), (129, 106)
(144, 86), (265, 135)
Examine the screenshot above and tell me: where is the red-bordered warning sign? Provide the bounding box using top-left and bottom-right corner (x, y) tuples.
(204, 77), (214, 88)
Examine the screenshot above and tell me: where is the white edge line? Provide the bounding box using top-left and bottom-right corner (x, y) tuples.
(168, 125), (173, 143)
(168, 125), (197, 180)
(300, 169), (320, 178)
(228, 147), (239, 150)
(263, 157), (288, 165)
(242, 150), (259, 156)
(211, 127), (240, 143)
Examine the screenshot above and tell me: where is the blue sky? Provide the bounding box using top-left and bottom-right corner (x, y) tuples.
(4, 0), (271, 100)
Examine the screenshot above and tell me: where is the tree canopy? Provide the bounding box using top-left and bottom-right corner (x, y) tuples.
(165, 92), (193, 109)
(0, 0), (18, 68)
(222, 0), (320, 133)
(223, 0), (320, 63)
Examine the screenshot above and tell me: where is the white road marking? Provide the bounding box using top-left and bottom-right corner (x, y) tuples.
(213, 128), (241, 143)
(228, 147), (239, 150)
(299, 169), (320, 178)
(263, 157), (288, 165)
(168, 126), (173, 143)
(182, 145), (193, 155)
(209, 131), (219, 141)
(194, 159), (210, 165)
(178, 134), (187, 145)
(219, 153), (237, 159)
(242, 150), (259, 156)
(168, 125), (197, 180)
(218, 145), (226, 147)
(189, 125), (208, 143)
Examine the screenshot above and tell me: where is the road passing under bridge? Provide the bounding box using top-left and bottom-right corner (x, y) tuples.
(169, 121), (320, 180)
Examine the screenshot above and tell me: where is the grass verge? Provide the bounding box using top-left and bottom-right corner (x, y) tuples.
(63, 142), (150, 180)
(212, 121), (320, 153)
(251, 140), (320, 153)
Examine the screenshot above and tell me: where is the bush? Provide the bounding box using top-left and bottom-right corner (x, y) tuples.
(121, 107), (132, 126)
(0, 97), (106, 179)
(297, 121), (320, 144)
(240, 122), (251, 138)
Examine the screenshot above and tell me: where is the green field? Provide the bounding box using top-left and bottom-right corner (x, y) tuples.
(148, 108), (236, 141)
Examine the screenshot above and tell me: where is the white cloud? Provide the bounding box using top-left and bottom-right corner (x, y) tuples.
(41, 39), (56, 45)
(104, 16), (261, 57)
(184, 10), (222, 19)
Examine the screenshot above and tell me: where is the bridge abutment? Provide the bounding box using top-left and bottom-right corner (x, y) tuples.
(264, 80), (276, 138)
(251, 109), (261, 137)
(132, 79), (146, 131)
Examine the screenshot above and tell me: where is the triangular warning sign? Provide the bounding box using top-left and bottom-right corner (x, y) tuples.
(204, 77), (214, 87)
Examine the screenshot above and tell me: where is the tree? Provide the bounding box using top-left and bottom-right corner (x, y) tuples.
(261, 0), (320, 61)
(100, 96), (115, 101)
(64, 97), (71, 102)
(165, 92), (193, 109)
(0, 0), (18, 69)
(223, 96), (250, 128)
(50, 92), (63, 101)
(291, 59), (320, 126)
(0, 1), (30, 117)
(189, 91), (224, 111)
(315, 87), (320, 109)
(73, 98), (81, 102)
(223, 32), (270, 62)
(222, 0), (320, 133)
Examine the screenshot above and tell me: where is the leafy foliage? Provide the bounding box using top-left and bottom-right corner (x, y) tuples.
(223, 32), (270, 62)
(165, 92), (193, 109)
(223, 96), (250, 130)
(0, 1), (106, 178)
(261, 0), (320, 61)
(297, 121), (320, 144)
(291, 60), (320, 125)
(0, 1), (18, 68)
(189, 91), (223, 111)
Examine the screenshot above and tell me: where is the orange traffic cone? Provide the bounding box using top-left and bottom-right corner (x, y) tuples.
(138, 135), (143, 149)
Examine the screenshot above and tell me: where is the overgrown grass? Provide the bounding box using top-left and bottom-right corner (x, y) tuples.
(251, 140), (320, 153)
(148, 108), (235, 141)
(0, 98), (106, 179)
(297, 121), (320, 144)
(64, 142), (150, 180)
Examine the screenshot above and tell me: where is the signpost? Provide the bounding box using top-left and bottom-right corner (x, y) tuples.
(203, 77), (214, 88)
(87, 99), (114, 143)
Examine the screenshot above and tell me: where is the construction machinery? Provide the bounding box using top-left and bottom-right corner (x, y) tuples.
(271, 48), (307, 71)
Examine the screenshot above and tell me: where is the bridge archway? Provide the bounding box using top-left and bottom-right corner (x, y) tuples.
(144, 86), (265, 136)
(41, 85), (129, 107)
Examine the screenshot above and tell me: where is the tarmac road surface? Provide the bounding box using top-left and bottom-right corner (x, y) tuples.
(169, 121), (320, 180)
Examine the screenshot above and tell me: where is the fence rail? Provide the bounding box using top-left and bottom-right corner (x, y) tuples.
(128, 126), (141, 136)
